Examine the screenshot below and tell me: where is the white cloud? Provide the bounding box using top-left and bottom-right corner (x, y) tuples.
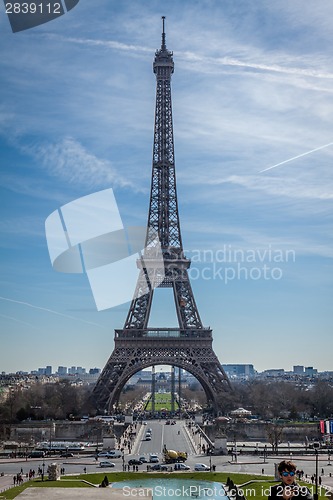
(29, 137), (133, 189)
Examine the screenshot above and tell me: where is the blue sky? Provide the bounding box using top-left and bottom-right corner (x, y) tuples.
(0, 0), (332, 374)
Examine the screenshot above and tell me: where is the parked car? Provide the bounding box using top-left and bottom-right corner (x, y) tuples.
(150, 463), (161, 471)
(28, 451), (45, 458)
(98, 450), (122, 458)
(99, 461), (115, 468)
(174, 463), (190, 471)
(128, 459), (143, 466)
(149, 454), (159, 463)
(194, 463), (210, 471)
(60, 452), (74, 458)
(139, 455), (148, 463)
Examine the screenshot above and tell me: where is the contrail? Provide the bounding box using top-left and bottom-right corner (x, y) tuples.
(260, 141), (333, 173)
(0, 313), (41, 330)
(0, 296), (105, 328)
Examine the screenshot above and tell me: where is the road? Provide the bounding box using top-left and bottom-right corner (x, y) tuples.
(136, 420), (195, 456)
(1, 420), (332, 495)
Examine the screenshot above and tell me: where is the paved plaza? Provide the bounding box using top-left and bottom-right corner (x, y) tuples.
(1, 453), (332, 498)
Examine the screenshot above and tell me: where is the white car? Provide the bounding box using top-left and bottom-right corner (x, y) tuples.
(174, 463), (190, 471)
(149, 454), (159, 463)
(98, 450), (122, 458)
(194, 463), (210, 471)
(99, 461), (115, 468)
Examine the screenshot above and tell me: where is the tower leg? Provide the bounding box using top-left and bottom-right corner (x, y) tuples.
(151, 365), (156, 416)
(171, 366), (175, 414)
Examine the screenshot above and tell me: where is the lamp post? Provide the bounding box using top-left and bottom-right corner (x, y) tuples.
(234, 434), (238, 464)
(264, 445), (267, 464)
(42, 461), (45, 482)
(209, 450), (212, 471)
(313, 444), (319, 500)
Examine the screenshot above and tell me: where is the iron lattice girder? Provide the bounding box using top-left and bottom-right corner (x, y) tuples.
(123, 261), (203, 330)
(92, 335), (231, 412)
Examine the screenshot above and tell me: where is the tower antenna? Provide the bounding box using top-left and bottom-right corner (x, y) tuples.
(161, 16), (166, 50)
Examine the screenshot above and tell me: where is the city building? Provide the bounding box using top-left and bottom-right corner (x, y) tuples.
(222, 364), (255, 378)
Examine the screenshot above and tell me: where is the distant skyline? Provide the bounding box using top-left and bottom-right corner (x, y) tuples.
(1, 361), (327, 375)
(1, 1), (332, 374)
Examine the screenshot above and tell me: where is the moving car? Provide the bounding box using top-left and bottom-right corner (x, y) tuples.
(150, 464), (161, 471)
(128, 459), (143, 466)
(174, 463), (190, 471)
(99, 461), (115, 468)
(139, 455), (148, 463)
(98, 450), (122, 458)
(28, 451), (45, 458)
(194, 463), (210, 471)
(149, 454), (159, 463)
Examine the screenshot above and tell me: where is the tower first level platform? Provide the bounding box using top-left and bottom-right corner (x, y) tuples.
(93, 328), (231, 413)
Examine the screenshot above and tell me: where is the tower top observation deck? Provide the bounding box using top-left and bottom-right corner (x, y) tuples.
(154, 16), (174, 76)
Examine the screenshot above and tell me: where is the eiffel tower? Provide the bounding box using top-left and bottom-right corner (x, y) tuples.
(92, 18), (231, 415)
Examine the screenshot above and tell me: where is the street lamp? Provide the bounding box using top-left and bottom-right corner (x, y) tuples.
(234, 434), (238, 464)
(264, 445), (267, 464)
(42, 461), (45, 482)
(313, 443), (320, 500)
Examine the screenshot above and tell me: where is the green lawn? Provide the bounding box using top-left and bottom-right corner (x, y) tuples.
(144, 392), (179, 411)
(1, 472), (329, 499)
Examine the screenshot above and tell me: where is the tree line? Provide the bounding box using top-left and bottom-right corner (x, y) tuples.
(0, 378), (332, 425)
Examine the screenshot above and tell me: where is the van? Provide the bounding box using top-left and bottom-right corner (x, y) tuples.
(194, 463), (210, 471)
(106, 450), (122, 458)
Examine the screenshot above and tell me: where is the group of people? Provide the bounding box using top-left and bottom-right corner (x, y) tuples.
(13, 468), (36, 486)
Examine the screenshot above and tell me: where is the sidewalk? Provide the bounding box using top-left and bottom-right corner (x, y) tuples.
(0, 473), (18, 496)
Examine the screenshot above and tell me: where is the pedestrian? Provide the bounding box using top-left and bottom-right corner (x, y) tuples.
(262, 468), (265, 474)
(319, 477), (322, 486)
(13, 476), (16, 485)
(268, 460), (313, 499)
(83, 467), (86, 473)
